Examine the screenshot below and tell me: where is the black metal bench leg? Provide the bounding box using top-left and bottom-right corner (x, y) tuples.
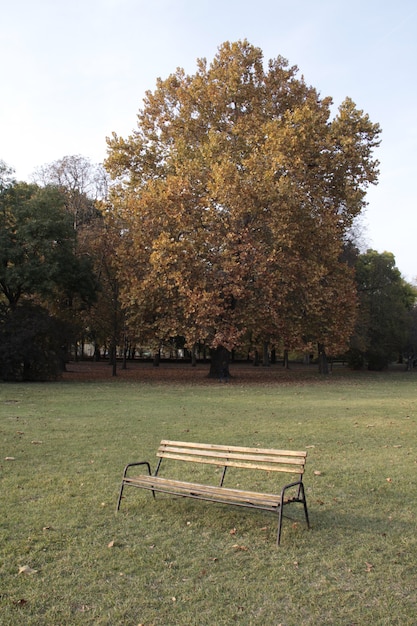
(276, 507), (284, 546)
(116, 482), (125, 512)
(299, 483), (310, 529)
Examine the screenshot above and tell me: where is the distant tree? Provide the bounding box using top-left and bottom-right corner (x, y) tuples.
(405, 305), (417, 369)
(0, 302), (71, 381)
(0, 160), (16, 191)
(348, 250), (417, 370)
(105, 40), (380, 376)
(0, 178), (98, 379)
(33, 155), (114, 358)
(0, 181), (97, 310)
(85, 207), (125, 374)
(33, 154), (108, 230)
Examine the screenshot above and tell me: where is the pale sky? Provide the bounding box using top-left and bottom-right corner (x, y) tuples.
(1, 0), (416, 281)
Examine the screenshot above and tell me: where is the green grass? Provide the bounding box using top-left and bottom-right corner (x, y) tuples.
(1, 365), (416, 625)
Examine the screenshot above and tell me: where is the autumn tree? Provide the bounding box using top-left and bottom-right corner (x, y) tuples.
(105, 40), (380, 376)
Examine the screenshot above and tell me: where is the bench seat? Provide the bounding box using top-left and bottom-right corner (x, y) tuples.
(122, 474), (287, 509)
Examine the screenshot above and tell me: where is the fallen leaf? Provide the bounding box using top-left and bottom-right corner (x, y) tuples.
(13, 599), (28, 606)
(314, 470), (322, 476)
(18, 565), (37, 575)
(5, 457), (16, 461)
(232, 544), (249, 551)
(31, 440), (42, 445)
(386, 477), (392, 483)
(365, 562), (374, 572)
(229, 528), (237, 535)
(171, 596), (176, 602)
(108, 540), (115, 548)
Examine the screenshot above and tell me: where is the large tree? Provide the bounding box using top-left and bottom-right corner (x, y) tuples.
(105, 40), (380, 375)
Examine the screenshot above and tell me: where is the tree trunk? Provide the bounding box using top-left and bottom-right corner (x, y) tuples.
(191, 344), (197, 367)
(262, 341), (270, 366)
(318, 343), (329, 375)
(283, 349), (289, 369)
(110, 342), (117, 377)
(208, 346), (231, 379)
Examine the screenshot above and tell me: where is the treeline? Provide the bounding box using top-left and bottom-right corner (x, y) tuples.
(0, 155), (415, 380)
(1, 42), (416, 380)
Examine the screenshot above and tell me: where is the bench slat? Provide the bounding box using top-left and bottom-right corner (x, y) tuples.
(159, 445), (306, 466)
(159, 440), (307, 458)
(158, 451), (304, 473)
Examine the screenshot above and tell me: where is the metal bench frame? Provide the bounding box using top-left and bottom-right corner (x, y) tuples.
(116, 440), (310, 545)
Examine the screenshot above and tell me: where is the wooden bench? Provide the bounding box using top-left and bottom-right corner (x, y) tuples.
(116, 440), (310, 545)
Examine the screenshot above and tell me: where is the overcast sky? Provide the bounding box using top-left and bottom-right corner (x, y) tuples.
(1, 0), (416, 280)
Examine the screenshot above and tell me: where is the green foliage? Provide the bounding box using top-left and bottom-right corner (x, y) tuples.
(0, 173), (99, 378)
(350, 250), (417, 370)
(0, 303), (70, 381)
(0, 371), (416, 624)
(0, 181), (97, 309)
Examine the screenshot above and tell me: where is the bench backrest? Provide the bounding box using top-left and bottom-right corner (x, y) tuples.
(157, 440), (307, 475)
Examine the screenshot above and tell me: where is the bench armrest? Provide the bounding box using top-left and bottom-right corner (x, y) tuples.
(122, 461), (152, 478)
(280, 479), (304, 501)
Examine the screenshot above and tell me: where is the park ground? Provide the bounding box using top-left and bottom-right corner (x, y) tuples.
(1, 362), (416, 624)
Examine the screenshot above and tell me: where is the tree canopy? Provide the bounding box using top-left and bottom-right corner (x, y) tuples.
(0, 174), (98, 380)
(0, 181), (96, 310)
(349, 250), (417, 370)
(105, 40), (381, 373)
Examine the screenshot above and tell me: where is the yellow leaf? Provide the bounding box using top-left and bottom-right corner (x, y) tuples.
(18, 565), (37, 575)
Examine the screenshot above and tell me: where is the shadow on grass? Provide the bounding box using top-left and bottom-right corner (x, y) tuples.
(310, 505), (413, 541)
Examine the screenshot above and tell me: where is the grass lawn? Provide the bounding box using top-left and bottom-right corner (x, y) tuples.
(1, 362), (416, 625)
